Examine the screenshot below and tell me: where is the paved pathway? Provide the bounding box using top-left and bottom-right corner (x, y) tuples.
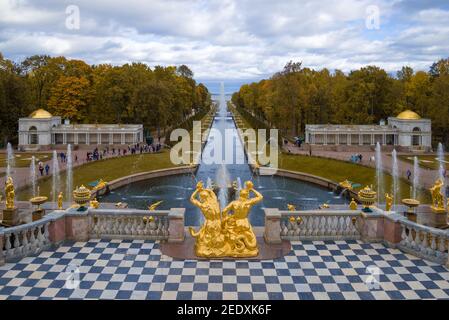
(0, 239), (448, 300)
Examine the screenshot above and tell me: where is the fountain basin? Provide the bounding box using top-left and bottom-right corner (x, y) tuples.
(30, 196), (48, 206)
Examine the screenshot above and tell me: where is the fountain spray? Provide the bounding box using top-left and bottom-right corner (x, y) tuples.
(30, 156), (36, 197)
(52, 150), (60, 203)
(66, 144), (73, 203)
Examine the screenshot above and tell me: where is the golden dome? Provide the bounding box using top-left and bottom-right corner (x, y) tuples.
(29, 109), (53, 119)
(396, 110), (421, 120)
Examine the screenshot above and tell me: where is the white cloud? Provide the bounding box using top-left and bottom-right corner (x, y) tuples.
(0, 0), (448, 82)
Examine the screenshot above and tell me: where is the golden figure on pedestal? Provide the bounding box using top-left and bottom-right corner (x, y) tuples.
(5, 177), (15, 210)
(385, 193), (393, 212)
(430, 178), (445, 212)
(189, 180), (263, 258)
(58, 192), (63, 210)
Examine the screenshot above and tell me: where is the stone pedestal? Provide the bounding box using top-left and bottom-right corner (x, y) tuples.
(167, 208), (185, 243)
(418, 208), (447, 228)
(2, 208), (20, 226)
(32, 209), (45, 222)
(264, 208), (282, 244)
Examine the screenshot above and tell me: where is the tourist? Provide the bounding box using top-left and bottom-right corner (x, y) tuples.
(45, 164), (50, 175)
(406, 169), (412, 180)
(38, 161), (44, 176)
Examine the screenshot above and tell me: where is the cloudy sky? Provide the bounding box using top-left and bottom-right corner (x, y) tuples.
(1, 0), (449, 89)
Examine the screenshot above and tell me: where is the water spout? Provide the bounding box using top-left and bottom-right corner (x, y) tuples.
(437, 142), (446, 207)
(412, 156), (420, 200)
(375, 142), (383, 204)
(30, 156), (36, 197)
(66, 144), (73, 203)
(6, 142), (14, 178)
(52, 150), (60, 203)
(391, 149), (399, 210)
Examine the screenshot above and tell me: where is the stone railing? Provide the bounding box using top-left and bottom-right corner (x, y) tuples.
(88, 209), (170, 240)
(0, 217), (51, 263)
(264, 208), (362, 243)
(0, 207), (185, 266)
(396, 216), (449, 264)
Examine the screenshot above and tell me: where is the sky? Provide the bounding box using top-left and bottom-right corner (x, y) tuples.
(1, 0), (449, 93)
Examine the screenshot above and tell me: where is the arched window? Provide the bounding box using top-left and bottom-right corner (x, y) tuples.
(412, 127), (421, 146)
(29, 126), (38, 144)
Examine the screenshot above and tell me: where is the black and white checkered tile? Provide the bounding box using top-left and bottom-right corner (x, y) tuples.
(0, 239), (448, 300)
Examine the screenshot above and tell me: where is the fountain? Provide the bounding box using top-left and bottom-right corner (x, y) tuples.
(412, 156), (420, 200)
(6, 142), (15, 179)
(30, 186), (48, 221)
(437, 143), (446, 207)
(391, 149), (399, 210)
(52, 150), (60, 203)
(30, 156), (36, 197)
(375, 142), (384, 204)
(66, 144), (73, 203)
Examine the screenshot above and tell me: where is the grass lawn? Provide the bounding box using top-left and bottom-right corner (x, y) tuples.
(397, 154), (449, 170)
(0, 152), (53, 168)
(278, 152), (428, 202)
(18, 150), (179, 200)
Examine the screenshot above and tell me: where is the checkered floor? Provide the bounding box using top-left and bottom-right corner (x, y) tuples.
(0, 239), (449, 300)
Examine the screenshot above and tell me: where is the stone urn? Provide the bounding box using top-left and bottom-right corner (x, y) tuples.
(358, 186), (377, 213)
(73, 185), (91, 211)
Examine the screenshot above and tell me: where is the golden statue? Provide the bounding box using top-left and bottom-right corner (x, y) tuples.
(349, 198), (358, 210)
(148, 200), (163, 211)
(221, 181), (263, 257)
(430, 179), (445, 211)
(385, 193), (393, 212)
(93, 179), (107, 191)
(189, 181), (225, 257)
(5, 177), (15, 210)
(90, 198), (100, 209)
(287, 204), (296, 211)
(189, 180), (262, 258)
(58, 192), (63, 210)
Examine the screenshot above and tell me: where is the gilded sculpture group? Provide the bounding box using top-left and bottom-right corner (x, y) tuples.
(189, 180), (262, 258)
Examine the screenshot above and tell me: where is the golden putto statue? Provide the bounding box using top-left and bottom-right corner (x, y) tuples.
(385, 193), (393, 212)
(58, 192), (63, 210)
(189, 180), (263, 258)
(430, 178), (445, 211)
(5, 177), (15, 210)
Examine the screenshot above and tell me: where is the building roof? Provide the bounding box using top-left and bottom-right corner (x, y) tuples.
(29, 109), (53, 119)
(305, 124), (396, 132)
(396, 110), (421, 120)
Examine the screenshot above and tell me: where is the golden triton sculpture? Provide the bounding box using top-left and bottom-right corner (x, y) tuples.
(5, 176), (15, 210)
(148, 200), (163, 211)
(430, 179), (445, 213)
(189, 180), (262, 258)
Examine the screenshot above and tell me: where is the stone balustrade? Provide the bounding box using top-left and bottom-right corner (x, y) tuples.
(88, 209), (169, 240)
(0, 217), (51, 263)
(397, 217), (449, 264)
(279, 209), (361, 241)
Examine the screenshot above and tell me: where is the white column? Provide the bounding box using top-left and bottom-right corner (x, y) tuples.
(383, 134), (386, 145)
(371, 134), (374, 145)
(109, 132), (113, 145)
(359, 134), (362, 146)
(347, 133), (351, 145)
(98, 133), (101, 145)
(86, 133), (90, 145)
(121, 133), (125, 145)
(63, 133), (67, 145)
(74, 133), (79, 145)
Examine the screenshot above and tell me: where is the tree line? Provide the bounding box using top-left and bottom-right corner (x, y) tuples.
(0, 53), (211, 146)
(232, 59), (449, 146)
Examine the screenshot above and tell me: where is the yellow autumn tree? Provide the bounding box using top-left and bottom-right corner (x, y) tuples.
(47, 76), (91, 122)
